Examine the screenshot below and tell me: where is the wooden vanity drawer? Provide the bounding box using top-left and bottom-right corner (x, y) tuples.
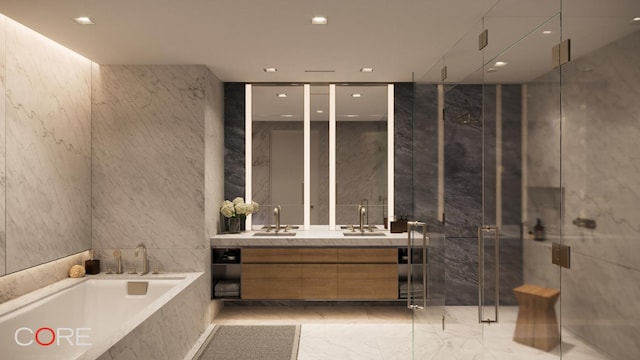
(242, 264), (302, 299)
(337, 248), (397, 263)
(301, 248), (338, 263)
(242, 248), (302, 263)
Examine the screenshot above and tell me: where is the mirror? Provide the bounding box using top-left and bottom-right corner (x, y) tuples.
(336, 85), (388, 227)
(251, 84), (304, 227)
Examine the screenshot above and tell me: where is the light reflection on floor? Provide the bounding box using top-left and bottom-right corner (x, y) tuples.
(213, 304), (609, 359)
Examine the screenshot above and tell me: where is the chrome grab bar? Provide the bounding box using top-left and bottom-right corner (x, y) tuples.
(407, 221), (428, 310)
(478, 225), (499, 324)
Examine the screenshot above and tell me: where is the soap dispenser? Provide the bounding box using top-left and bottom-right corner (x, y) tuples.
(533, 218), (545, 241)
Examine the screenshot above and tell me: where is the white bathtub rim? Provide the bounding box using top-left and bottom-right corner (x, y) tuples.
(0, 272), (203, 360)
(0, 277), (87, 316)
(76, 272), (203, 360)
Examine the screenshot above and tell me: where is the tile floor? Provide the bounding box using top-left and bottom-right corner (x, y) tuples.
(213, 304), (610, 360)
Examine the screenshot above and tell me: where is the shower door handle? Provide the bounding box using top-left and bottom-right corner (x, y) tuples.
(407, 221), (428, 310)
(478, 225), (499, 324)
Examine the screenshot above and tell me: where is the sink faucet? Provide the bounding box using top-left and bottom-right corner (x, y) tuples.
(135, 244), (148, 275)
(358, 205), (366, 233)
(360, 199), (369, 230)
(274, 205), (281, 234)
(113, 250), (123, 274)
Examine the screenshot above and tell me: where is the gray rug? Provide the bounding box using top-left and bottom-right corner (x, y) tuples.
(198, 325), (301, 360)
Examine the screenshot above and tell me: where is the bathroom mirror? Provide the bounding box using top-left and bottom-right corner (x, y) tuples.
(251, 84), (304, 226)
(335, 85), (388, 226)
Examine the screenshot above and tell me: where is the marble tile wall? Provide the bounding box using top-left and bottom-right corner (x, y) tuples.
(3, 15), (92, 274)
(91, 65), (216, 274)
(0, 251), (91, 303)
(223, 83), (245, 202)
(0, 15), (5, 277)
(442, 85), (522, 305)
(525, 29), (640, 360)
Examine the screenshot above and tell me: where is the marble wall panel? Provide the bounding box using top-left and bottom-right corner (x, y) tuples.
(224, 83), (245, 201)
(443, 85), (483, 237)
(205, 69), (225, 237)
(0, 15), (6, 276)
(92, 65), (206, 266)
(412, 84), (440, 228)
(525, 29), (640, 360)
(5, 17), (91, 273)
(394, 83), (414, 219)
(0, 251), (90, 303)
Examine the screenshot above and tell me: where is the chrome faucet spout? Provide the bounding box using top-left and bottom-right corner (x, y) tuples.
(359, 205), (366, 233)
(274, 206), (281, 234)
(135, 244), (148, 275)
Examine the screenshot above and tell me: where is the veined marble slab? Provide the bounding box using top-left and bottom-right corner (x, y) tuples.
(211, 229), (411, 247)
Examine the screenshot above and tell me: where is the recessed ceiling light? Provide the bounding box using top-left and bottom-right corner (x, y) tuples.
(351, 93), (362, 98)
(494, 61), (508, 67)
(73, 16), (94, 25)
(487, 68), (498, 73)
(277, 93), (287, 98)
(316, 110), (324, 114)
(633, 17), (640, 22)
(360, 67), (374, 73)
(281, 114), (294, 118)
(543, 30), (553, 35)
(345, 114), (359, 118)
(264, 68), (277, 73)
(311, 16), (328, 25)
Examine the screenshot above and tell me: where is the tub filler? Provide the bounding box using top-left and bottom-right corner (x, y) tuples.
(0, 272), (206, 360)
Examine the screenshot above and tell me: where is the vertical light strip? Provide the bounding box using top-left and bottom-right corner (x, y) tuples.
(437, 84), (445, 223)
(245, 84), (253, 230)
(329, 84), (337, 230)
(496, 85), (503, 230)
(521, 84), (528, 225)
(387, 84), (394, 228)
(304, 84), (311, 230)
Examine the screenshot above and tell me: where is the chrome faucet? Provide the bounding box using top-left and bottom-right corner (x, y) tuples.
(358, 205), (366, 233)
(113, 250), (123, 274)
(360, 199), (369, 230)
(274, 205), (281, 234)
(135, 244), (148, 275)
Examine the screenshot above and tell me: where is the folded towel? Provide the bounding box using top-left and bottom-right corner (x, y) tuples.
(215, 290), (240, 297)
(215, 281), (240, 292)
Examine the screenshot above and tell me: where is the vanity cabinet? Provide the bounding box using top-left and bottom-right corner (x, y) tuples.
(240, 247), (397, 300)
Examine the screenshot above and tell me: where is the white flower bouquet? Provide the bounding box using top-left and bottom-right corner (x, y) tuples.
(220, 197), (260, 218)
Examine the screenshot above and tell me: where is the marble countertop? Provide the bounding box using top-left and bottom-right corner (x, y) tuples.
(211, 228), (411, 247)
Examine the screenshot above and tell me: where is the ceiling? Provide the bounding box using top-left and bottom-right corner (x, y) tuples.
(2, 0), (638, 85)
(0, 0), (639, 120)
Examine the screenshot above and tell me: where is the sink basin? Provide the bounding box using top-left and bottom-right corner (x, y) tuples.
(340, 225), (379, 230)
(253, 232), (297, 237)
(343, 232), (387, 237)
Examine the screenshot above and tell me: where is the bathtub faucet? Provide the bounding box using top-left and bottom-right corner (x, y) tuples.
(135, 243), (148, 275)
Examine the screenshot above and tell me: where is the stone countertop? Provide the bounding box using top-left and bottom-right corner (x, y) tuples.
(210, 229), (411, 247)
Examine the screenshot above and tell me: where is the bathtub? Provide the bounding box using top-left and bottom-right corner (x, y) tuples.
(0, 272), (204, 360)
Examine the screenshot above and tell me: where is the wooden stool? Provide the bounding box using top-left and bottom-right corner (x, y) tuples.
(513, 284), (560, 351)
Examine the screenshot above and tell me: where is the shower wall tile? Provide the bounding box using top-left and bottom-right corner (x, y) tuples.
(224, 83), (245, 201)
(394, 83), (414, 218)
(0, 15), (6, 277)
(411, 84), (440, 227)
(444, 85), (483, 237)
(501, 85), (522, 226)
(525, 29), (640, 360)
(5, 17), (92, 273)
(92, 65), (207, 266)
